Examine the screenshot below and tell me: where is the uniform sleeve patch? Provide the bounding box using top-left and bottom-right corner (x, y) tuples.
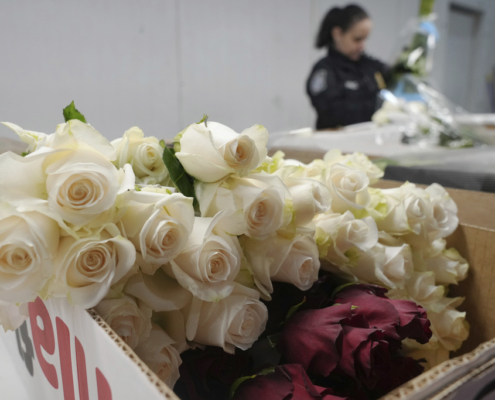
(309, 69), (327, 96)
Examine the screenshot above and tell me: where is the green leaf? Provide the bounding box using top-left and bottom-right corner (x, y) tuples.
(159, 139), (166, 148)
(63, 101), (87, 123)
(162, 146), (198, 210)
(258, 366), (276, 376)
(229, 367), (275, 399)
(196, 114), (209, 125)
(267, 333), (281, 348)
(21, 151), (30, 157)
(229, 375), (255, 400)
(134, 185), (142, 192)
(331, 282), (358, 298)
(285, 297), (306, 322)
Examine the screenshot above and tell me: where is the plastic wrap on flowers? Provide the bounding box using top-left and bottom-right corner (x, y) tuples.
(0, 104), (469, 399)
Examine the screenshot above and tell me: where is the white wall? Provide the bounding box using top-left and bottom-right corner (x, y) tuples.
(0, 0), (493, 143)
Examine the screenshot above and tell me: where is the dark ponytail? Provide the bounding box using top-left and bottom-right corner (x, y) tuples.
(316, 4), (369, 49)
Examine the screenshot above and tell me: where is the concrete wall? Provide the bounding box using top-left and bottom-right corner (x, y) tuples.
(0, 0), (493, 142)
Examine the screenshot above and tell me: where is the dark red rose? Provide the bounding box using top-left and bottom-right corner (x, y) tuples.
(387, 299), (431, 344)
(278, 304), (353, 376)
(174, 347), (250, 400)
(334, 284), (432, 346)
(370, 356), (424, 398)
(234, 364), (350, 400)
(339, 325), (391, 390)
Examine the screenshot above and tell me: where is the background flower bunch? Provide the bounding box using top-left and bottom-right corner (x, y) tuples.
(0, 104), (469, 397)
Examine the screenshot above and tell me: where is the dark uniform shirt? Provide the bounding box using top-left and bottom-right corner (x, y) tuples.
(307, 48), (390, 130)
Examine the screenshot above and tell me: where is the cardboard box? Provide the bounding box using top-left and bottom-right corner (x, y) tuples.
(0, 297), (178, 400)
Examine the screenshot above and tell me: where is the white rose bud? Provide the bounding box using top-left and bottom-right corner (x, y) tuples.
(184, 283), (267, 354)
(112, 127), (172, 186)
(51, 120), (118, 160)
(196, 172), (290, 240)
(425, 183), (459, 238)
(120, 191), (194, 275)
(315, 211), (378, 266)
(134, 324), (182, 389)
(46, 149), (135, 226)
(0, 204), (59, 303)
(95, 294), (152, 350)
(168, 213), (243, 302)
(427, 298), (469, 352)
(241, 232), (320, 297)
(323, 163), (371, 212)
(175, 122), (268, 182)
(51, 224), (136, 308)
(425, 247), (468, 286)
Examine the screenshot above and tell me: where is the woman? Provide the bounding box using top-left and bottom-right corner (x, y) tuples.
(307, 5), (390, 130)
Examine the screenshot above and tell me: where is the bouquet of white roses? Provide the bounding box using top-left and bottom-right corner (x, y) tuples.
(0, 103), (468, 399)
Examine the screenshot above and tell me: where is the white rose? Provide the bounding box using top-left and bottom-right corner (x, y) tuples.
(385, 183), (438, 245)
(323, 163), (370, 212)
(120, 191), (194, 275)
(196, 172), (290, 240)
(276, 175), (331, 226)
(425, 183), (458, 238)
(315, 211), (378, 266)
(51, 224), (136, 308)
(95, 294), (152, 350)
(46, 149), (135, 225)
(8, 119), (115, 159)
(397, 271), (445, 306)
(427, 298), (469, 351)
(134, 323), (182, 389)
(0, 301), (29, 332)
(50, 120), (117, 160)
(402, 337), (450, 370)
(2, 122), (52, 154)
(112, 127), (172, 186)
(425, 246), (468, 286)
(124, 269), (192, 312)
(175, 122), (268, 182)
(241, 232), (320, 297)
(299, 159), (327, 180)
(0, 203), (59, 303)
(168, 212), (243, 302)
(0, 151), (55, 202)
(372, 189), (410, 235)
(350, 242), (413, 290)
(323, 150), (384, 185)
(184, 283), (267, 353)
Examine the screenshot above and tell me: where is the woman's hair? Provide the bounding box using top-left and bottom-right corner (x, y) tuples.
(316, 4), (369, 49)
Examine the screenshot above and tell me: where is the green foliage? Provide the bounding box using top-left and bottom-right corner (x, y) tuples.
(63, 101), (87, 123)
(162, 146), (198, 210)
